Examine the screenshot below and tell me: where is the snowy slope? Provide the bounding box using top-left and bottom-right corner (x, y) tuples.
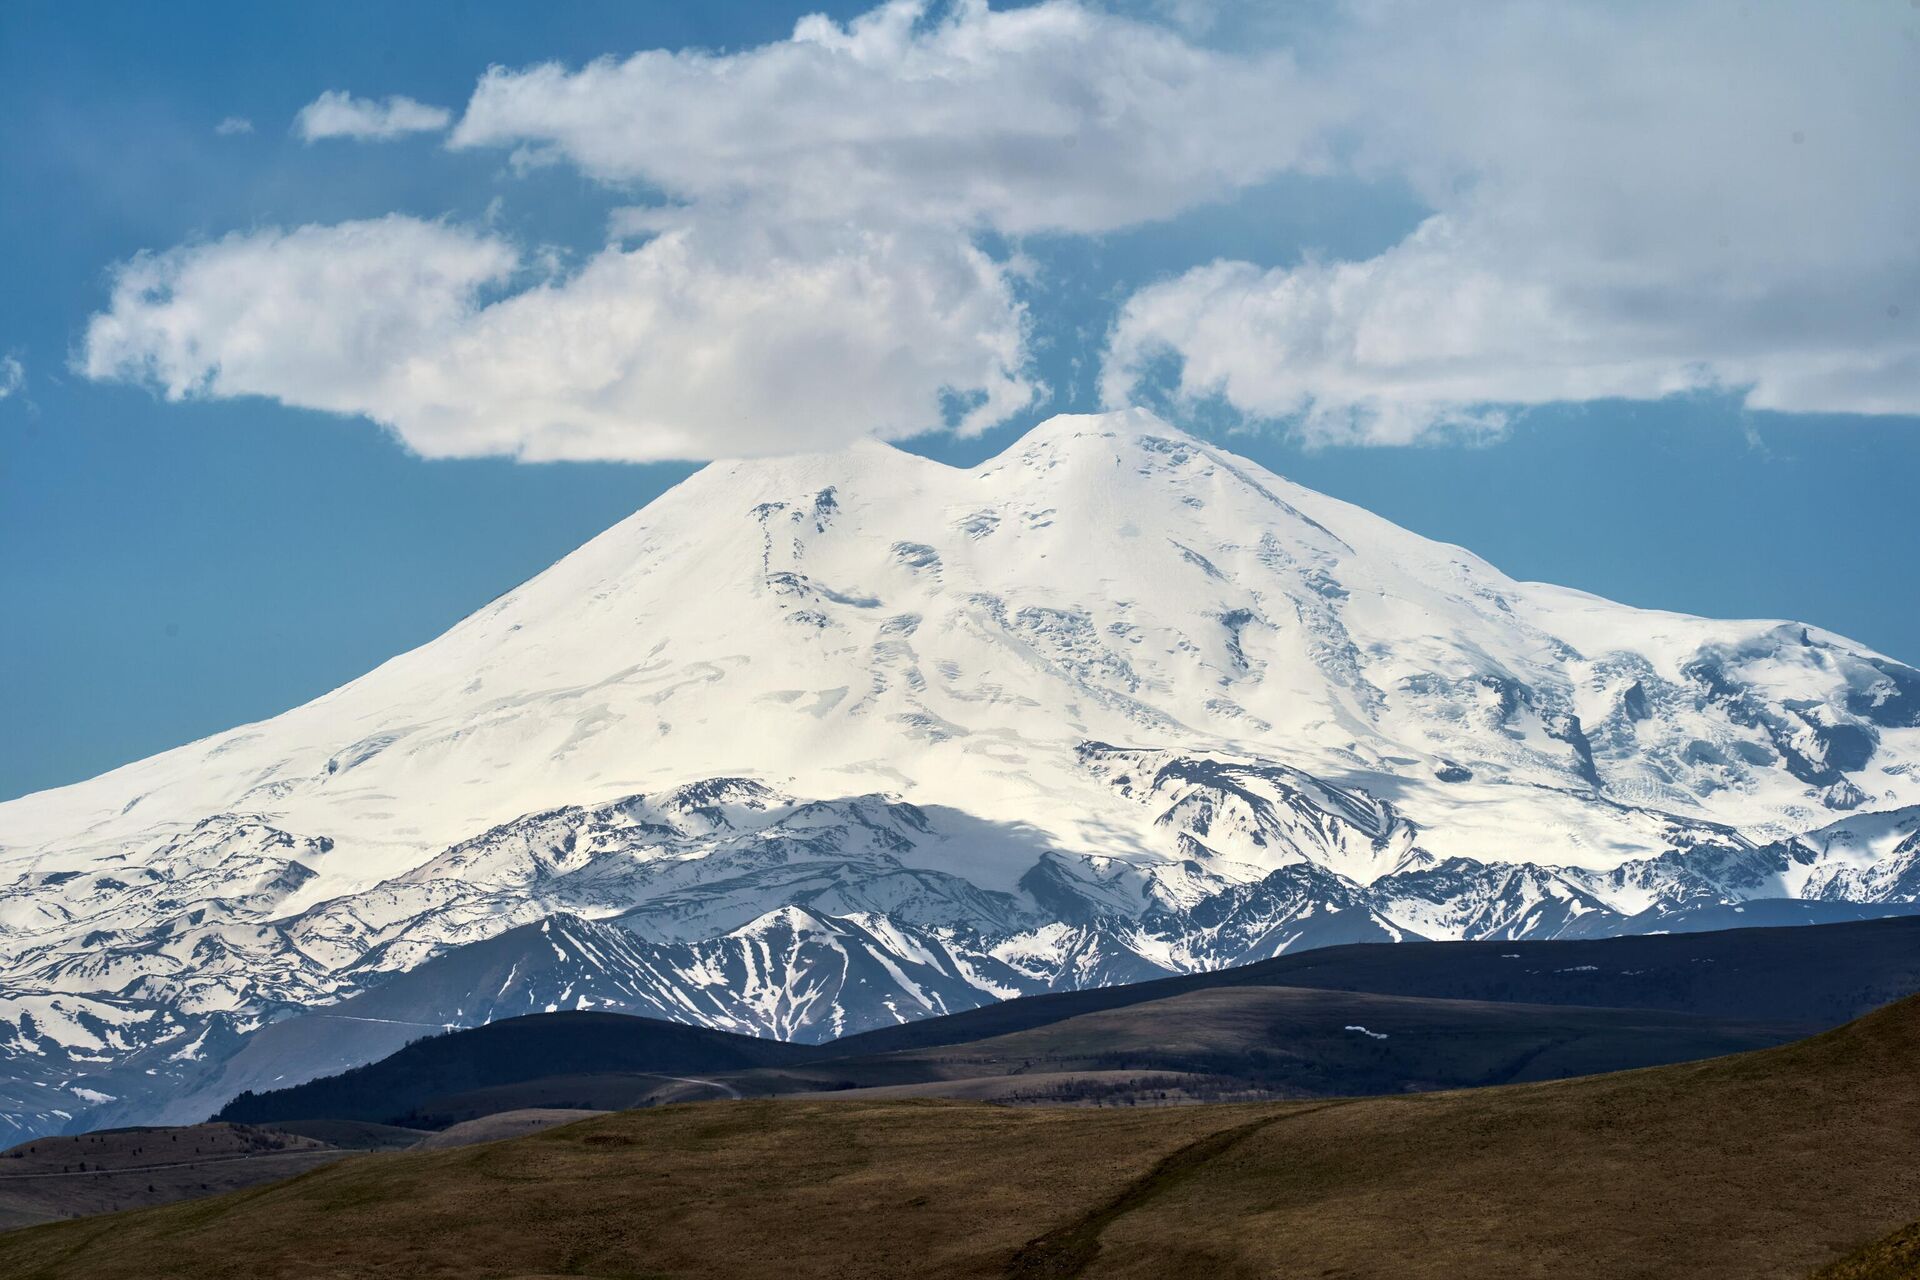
(3, 408), (1918, 1135)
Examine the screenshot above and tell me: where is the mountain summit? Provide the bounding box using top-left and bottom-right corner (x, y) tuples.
(3, 409), (1918, 1135)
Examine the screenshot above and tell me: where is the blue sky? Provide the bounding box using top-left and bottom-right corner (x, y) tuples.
(3, 0), (1918, 802)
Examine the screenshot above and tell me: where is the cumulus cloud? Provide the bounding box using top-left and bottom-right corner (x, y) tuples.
(0, 356), (22, 400)
(213, 116), (254, 137)
(449, 0), (1319, 234)
(294, 90), (453, 142)
(81, 214), (1033, 461)
(86, 1), (1920, 458)
(84, 218), (514, 411)
(1103, 1), (1920, 442)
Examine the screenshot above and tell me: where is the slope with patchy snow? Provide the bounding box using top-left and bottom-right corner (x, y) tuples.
(3, 409), (1918, 1135)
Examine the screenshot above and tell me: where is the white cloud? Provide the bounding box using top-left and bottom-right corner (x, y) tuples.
(0, 356), (22, 400)
(295, 91), (452, 142)
(81, 215), (1033, 461)
(89, 1), (1920, 459)
(449, 0), (1319, 234)
(84, 218), (514, 414)
(1104, 1), (1920, 442)
(213, 116), (254, 137)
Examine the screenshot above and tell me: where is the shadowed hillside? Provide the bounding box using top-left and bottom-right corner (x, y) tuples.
(833, 914), (1920, 1056)
(217, 917), (1920, 1128)
(217, 1012), (813, 1127)
(276, 984), (1803, 1126)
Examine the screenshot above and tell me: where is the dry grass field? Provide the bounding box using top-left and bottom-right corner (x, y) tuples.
(1, 994), (1917, 1279)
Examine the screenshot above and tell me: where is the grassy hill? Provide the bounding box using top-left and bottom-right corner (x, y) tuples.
(216, 1011), (814, 1127)
(216, 986), (1804, 1125)
(831, 914), (1920, 1056)
(217, 916), (1920, 1128)
(5, 992), (1919, 1278)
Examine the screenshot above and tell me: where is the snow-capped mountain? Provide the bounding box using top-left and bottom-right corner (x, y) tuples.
(4, 408), (1919, 1137)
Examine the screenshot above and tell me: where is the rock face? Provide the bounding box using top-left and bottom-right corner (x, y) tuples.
(3, 408), (1918, 1137)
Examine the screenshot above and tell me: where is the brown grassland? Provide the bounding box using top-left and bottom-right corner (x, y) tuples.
(2, 994), (1918, 1279)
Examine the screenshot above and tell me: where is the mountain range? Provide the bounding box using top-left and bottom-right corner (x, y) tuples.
(3, 408), (1918, 1138)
